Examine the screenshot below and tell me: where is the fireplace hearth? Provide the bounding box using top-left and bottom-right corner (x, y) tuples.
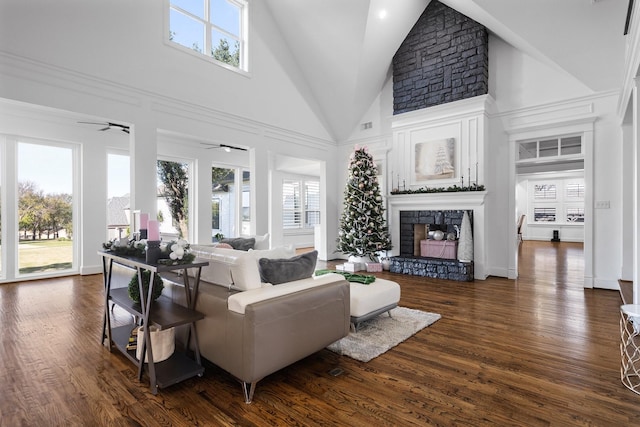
(390, 256), (473, 281)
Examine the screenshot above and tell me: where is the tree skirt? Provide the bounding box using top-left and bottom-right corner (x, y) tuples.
(327, 307), (441, 362)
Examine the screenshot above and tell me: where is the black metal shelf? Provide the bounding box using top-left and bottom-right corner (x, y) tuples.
(109, 287), (204, 329)
(111, 324), (204, 387)
(100, 251), (208, 394)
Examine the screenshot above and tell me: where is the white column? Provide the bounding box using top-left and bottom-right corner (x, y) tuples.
(319, 159), (341, 261)
(633, 81), (640, 304)
(250, 145), (269, 236)
(194, 157), (212, 244)
(621, 122), (634, 280)
(81, 141), (107, 274)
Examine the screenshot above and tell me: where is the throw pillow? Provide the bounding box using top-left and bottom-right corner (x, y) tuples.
(253, 233), (270, 250)
(249, 246), (297, 282)
(258, 250), (318, 285)
(213, 242), (233, 249)
(220, 237), (256, 251)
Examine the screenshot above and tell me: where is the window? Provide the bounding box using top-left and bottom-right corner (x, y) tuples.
(304, 181), (320, 227)
(283, 180), (301, 229)
(169, 0), (248, 71)
(107, 153), (130, 241)
(566, 182), (585, 199)
(211, 166), (250, 239)
(566, 207), (585, 223)
(17, 141), (77, 276)
(529, 177), (584, 225)
(241, 169), (250, 235)
(517, 135), (582, 162)
(157, 160), (190, 240)
(211, 198), (220, 229)
(211, 167), (234, 239)
(534, 207), (556, 222)
(561, 136), (582, 156)
(534, 184), (556, 200)
(283, 179), (320, 229)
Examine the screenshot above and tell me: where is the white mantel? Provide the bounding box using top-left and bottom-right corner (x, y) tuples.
(387, 191), (488, 280)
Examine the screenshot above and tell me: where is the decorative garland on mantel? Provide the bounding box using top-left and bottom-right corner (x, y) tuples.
(390, 184), (486, 195)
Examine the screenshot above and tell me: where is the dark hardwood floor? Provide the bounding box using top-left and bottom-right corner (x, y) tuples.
(1, 241), (639, 426)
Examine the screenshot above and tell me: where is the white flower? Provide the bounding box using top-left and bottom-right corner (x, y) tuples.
(170, 246), (185, 260)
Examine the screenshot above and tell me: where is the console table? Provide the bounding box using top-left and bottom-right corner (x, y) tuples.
(99, 250), (208, 394)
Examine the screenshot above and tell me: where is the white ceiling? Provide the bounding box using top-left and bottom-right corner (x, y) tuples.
(264, 0), (629, 142)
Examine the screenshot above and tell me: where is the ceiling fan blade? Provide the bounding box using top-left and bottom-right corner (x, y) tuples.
(78, 121), (108, 126)
(99, 127), (110, 131)
(221, 144), (247, 152)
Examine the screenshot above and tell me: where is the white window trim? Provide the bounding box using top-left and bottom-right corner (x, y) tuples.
(1, 136), (81, 282)
(165, 0), (250, 75)
(529, 177), (585, 227)
(282, 176), (320, 233)
(516, 133), (584, 164)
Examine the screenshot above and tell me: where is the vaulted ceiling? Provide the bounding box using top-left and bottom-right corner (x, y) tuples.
(264, 0), (629, 142)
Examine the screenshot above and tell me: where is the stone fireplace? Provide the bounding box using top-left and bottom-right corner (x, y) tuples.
(390, 209), (473, 281)
(387, 192), (487, 280)
(398, 210), (471, 257)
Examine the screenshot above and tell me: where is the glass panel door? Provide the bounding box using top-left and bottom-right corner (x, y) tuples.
(17, 142), (74, 275)
(107, 153), (131, 241)
(157, 159), (190, 240)
(211, 166), (235, 240)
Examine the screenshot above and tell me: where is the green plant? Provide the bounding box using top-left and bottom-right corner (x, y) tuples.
(128, 270), (164, 304)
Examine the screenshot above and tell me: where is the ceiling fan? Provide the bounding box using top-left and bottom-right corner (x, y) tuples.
(201, 143), (247, 152)
(78, 121), (130, 134)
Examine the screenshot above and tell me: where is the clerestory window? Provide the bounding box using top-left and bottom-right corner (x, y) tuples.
(169, 0), (248, 71)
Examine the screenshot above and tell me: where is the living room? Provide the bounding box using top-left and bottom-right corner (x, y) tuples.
(1, 0), (640, 424)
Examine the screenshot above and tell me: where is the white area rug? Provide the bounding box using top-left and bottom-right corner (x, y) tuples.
(327, 307), (441, 362)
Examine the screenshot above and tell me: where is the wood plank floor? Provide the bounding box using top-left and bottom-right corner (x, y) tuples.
(1, 241), (639, 426)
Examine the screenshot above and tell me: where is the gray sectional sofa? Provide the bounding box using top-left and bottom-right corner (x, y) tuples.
(131, 244), (350, 403)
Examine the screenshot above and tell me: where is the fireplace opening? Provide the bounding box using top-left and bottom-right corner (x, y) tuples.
(399, 210), (472, 257)
(391, 209), (473, 281)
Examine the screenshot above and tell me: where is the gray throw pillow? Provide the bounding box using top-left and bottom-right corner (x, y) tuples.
(258, 250), (318, 285)
(220, 237), (256, 251)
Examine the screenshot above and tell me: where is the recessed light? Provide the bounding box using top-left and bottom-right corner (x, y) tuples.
(378, 9), (387, 20)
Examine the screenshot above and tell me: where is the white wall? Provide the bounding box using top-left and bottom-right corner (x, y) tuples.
(516, 171), (585, 242)
(0, 0), (342, 275)
(0, 1), (629, 287)
(346, 33), (623, 289)
(0, 0), (331, 140)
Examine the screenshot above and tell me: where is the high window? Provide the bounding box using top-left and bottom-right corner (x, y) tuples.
(169, 0), (248, 71)
(518, 135), (582, 161)
(283, 179), (320, 229)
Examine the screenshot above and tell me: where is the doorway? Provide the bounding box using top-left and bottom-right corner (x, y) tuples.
(518, 240), (585, 287)
(510, 126), (593, 286)
(18, 142), (75, 274)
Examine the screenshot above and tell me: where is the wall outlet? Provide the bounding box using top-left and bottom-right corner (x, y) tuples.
(595, 201), (610, 209)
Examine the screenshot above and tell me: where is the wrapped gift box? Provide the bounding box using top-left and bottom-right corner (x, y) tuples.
(420, 240), (458, 259)
(365, 262), (382, 272)
(343, 262), (364, 273)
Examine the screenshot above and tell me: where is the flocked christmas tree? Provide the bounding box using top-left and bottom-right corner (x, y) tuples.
(337, 146), (392, 261)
